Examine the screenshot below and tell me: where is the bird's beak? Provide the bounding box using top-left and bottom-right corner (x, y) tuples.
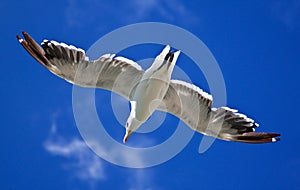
(123, 130), (133, 143)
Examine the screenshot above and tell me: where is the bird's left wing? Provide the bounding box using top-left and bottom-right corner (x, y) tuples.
(158, 79), (281, 143)
(17, 32), (144, 100)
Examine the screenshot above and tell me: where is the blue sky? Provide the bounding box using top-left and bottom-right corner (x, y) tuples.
(1, 0), (300, 189)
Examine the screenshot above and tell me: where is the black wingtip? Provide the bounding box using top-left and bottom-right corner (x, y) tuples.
(17, 31), (50, 67)
(22, 31), (28, 36)
(22, 31), (29, 40)
(229, 132), (281, 144)
(16, 34), (25, 44)
(16, 34), (21, 40)
(273, 137), (281, 142)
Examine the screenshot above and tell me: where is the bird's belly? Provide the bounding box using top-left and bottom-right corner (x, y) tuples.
(133, 78), (169, 121)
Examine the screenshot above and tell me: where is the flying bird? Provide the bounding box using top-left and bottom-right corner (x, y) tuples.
(17, 32), (280, 144)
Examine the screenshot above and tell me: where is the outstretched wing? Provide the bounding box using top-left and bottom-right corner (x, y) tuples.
(158, 79), (281, 143)
(17, 32), (144, 100)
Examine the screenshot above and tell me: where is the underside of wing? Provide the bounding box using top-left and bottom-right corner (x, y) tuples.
(157, 79), (212, 130)
(17, 32), (144, 99)
(158, 79), (281, 143)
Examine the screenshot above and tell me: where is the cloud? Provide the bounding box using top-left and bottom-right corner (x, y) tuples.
(64, 0), (195, 29)
(130, 0), (188, 22)
(127, 169), (155, 190)
(44, 117), (158, 189)
(44, 122), (106, 185)
(271, 0), (300, 30)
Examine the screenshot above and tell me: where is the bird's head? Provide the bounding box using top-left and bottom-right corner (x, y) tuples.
(123, 101), (142, 143)
(123, 117), (142, 143)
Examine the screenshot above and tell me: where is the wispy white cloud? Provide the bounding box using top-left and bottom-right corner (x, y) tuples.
(44, 116), (158, 189)
(44, 122), (106, 186)
(127, 169), (155, 190)
(271, 0), (300, 30)
(64, 0), (195, 29)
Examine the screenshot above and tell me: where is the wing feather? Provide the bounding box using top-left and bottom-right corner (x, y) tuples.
(158, 80), (281, 143)
(17, 32), (144, 100)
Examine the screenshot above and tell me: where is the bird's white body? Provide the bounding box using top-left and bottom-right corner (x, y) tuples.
(123, 46), (180, 142)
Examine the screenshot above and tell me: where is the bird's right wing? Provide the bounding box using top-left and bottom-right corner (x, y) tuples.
(158, 79), (280, 143)
(17, 32), (144, 100)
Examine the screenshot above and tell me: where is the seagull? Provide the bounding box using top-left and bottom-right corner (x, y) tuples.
(17, 32), (280, 144)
